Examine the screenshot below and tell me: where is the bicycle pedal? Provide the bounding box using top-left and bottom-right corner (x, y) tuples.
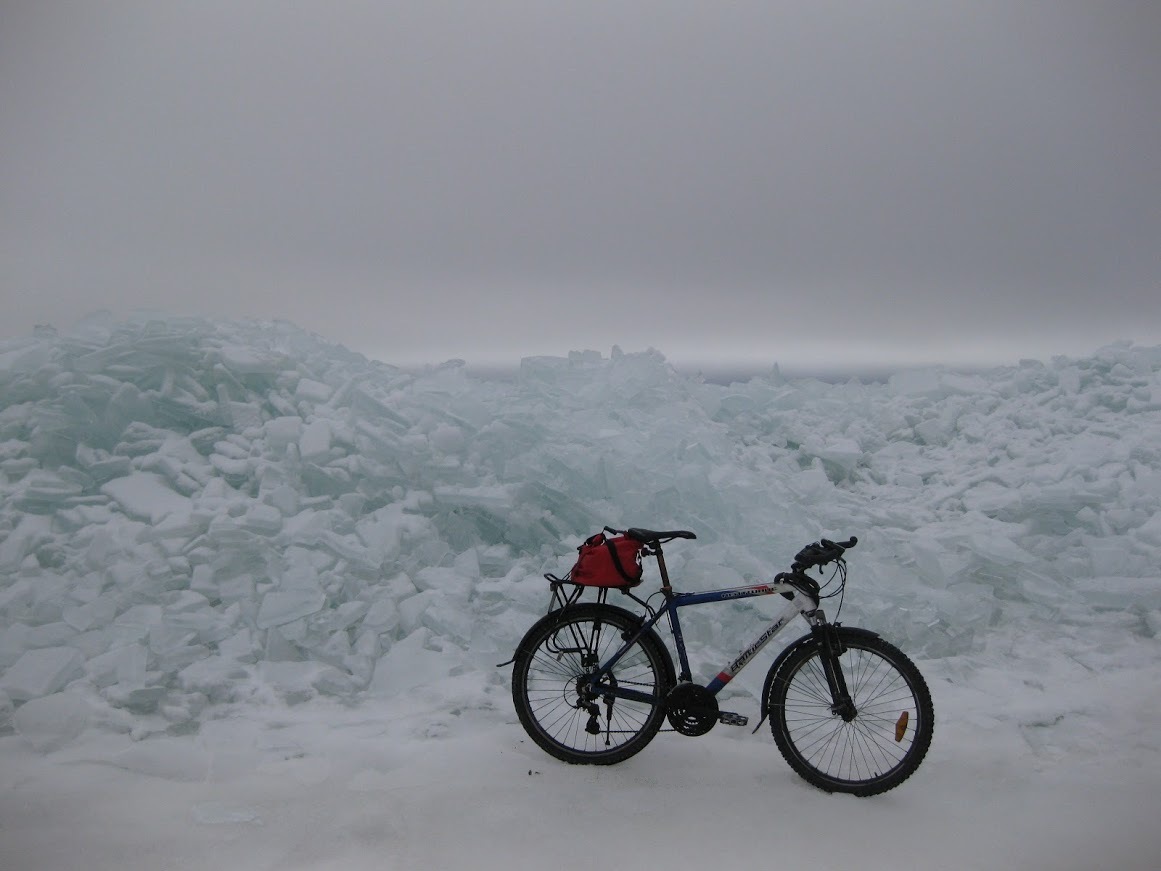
(718, 711), (748, 727)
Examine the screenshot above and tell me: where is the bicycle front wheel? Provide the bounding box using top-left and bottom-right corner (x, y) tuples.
(512, 603), (674, 765)
(768, 630), (933, 796)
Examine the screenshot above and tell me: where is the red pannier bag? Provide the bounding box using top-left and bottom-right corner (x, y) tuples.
(568, 532), (645, 587)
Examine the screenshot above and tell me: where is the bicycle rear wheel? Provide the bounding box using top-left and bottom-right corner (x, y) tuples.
(512, 603), (673, 765)
(768, 630), (933, 796)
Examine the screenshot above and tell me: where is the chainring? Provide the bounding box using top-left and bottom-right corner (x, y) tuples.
(665, 683), (719, 736)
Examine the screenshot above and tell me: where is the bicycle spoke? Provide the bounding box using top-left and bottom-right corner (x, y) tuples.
(513, 606), (669, 764)
(772, 635), (931, 793)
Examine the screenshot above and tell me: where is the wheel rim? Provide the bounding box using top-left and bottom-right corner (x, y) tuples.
(522, 617), (662, 755)
(779, 643), (924, 786)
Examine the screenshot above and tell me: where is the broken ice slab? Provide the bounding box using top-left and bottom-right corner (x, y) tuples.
(264, 416), (304, 451)
(295, 378), (333, 404)
(216, 627), (258, 662)
(13, 691), (90, 752)
(367, 628), (452, 697)
(209, 452), (252, 482)
(12, 470), (86, 513)
(477, 544), (512, 577)
(1083, 577), (1161, 611)
(316, 531), (381, 574)
(238, 503), (283, 535)
(110, 605), (164, 646)
(0, 579), (35, 622)
(214, 343), (286, 375)
(801, 436), (864, 474)
(258, 660), (354, 702)
(0, 646), (84, 700)
(961, 481), (1022, 517)
(299, 419), (332, 460)
(226, 401), (264, 431)
(910, 539), (972, 588)
(189, 426), (228, 455)
(360, 598), (400, 633)
(25, 621), (77, 648)
(432, 484), (518, 509)
(104, 683), (168, 713)
(177, 656), (252, 701)
(299, 463), (352, 496)
(256, 588), (327, 629)
(84, 644), (149, 688)
(965, 531), (1038, 566)
(77, 454), (133, 484)
(0, 456), (39, 480)
(112, 420), (172, 457)
(152, 396), (221, 431)
(62, 595), (118, 632)
(0, 515), (56, 572)
(101, 472), (192, 523)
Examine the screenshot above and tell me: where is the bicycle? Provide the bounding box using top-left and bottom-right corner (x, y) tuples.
(504, 527), (934, 796)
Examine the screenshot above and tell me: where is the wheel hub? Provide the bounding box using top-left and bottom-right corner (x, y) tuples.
(831, 700), (858, 722)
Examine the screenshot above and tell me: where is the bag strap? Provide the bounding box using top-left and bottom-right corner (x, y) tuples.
(603, 536), (639, 584)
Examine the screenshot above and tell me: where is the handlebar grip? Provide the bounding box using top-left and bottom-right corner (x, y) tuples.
(837, 537), (857, 549)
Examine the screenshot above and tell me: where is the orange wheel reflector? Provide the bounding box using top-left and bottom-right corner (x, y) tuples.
(895, 711), (909, 742)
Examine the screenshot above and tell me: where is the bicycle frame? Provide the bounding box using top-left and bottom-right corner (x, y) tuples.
(515, 532), (932, 795)
(579, 579), (823, 705)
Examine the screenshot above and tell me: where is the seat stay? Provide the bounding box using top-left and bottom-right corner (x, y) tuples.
(581, 601), (672, 699)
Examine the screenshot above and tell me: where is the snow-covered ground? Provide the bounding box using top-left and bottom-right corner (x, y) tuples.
(1, 316), (1159, 869)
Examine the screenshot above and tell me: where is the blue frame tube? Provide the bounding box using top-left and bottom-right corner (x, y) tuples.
(585, 580), (816, 702)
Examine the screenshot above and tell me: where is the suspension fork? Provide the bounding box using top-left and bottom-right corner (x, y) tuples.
(813, 624), (857, 722)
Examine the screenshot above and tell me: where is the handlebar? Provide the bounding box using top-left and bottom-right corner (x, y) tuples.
(791, 536), (857, 572)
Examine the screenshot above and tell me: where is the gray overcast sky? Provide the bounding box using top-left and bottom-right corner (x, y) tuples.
(2, 2), (1159, 371)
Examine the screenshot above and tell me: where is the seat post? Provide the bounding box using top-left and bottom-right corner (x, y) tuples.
(654, 544), (674, 593)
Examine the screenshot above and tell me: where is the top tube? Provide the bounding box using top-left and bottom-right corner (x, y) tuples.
(671, 582), (795, 607)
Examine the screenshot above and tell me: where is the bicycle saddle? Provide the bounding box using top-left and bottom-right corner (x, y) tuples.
(624, 527), (697, 543)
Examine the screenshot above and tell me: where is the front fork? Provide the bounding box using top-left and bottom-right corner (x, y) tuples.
(814, 622), (856, 721)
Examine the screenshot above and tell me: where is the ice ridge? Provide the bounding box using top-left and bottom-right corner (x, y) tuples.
(1, 316), (1159, 740)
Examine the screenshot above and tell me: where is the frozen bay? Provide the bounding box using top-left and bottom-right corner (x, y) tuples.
(1, 316), (1159, 869)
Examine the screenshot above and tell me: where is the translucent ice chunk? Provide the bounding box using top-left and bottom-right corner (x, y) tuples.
(239, 503), (283, 535)
(256, 588), (326, 629)
(299, 419), (332, 460)
(0, 646), (84, 700)
(295, 378), (333, 403)
(258, 660), (353, 702)
(1084, 577), (1161, 610)
(0, 515), (53, 571)
(264, 416), (304, 451)
(368, 628), (450, 697)
(101, 472), (192, 523)
(85, 643), (149, 688)
(12, 470), (85, 513)
(13, 691), (90, 752)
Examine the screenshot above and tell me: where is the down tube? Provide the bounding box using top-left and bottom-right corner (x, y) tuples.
(705, 597), (803, 695)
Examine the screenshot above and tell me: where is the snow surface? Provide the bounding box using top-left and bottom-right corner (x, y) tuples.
(1, 315), (1160, 870)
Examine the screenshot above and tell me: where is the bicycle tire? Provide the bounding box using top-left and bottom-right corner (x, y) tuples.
(768, 629), (933, 796)
(512, 603), (674, 765)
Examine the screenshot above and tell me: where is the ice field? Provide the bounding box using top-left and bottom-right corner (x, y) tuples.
(1, 315), (1159, 870)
